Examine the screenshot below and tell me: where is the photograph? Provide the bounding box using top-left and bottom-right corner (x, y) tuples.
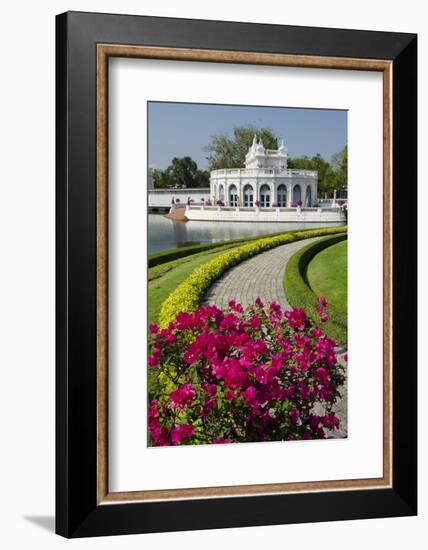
(147, 101), (348, 446)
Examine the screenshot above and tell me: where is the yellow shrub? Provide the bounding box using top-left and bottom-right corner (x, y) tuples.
(158, 226), (347, 327)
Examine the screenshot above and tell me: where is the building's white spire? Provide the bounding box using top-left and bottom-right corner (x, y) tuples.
(252, 134), (257, 148)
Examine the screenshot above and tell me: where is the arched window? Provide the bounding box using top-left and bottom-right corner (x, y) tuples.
(305, 186), (312, 207)
(260, 184), (271, 207)
(219, 184), (225, 202)
(243, 184), (254, 207)
(229, 184), (238, 207)
(277, 184), (287, 207)
(292, 184), (301, 204)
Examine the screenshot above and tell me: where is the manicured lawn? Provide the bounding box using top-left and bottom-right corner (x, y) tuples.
(306, 240), (347, 318)
(148, 243), (239, 327)
(284, 234), (347, 346)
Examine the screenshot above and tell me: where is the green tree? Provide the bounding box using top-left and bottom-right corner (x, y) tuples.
(330, 146), (347, 191)
(168, 156), (198, 188)
(150, 167), (173, 188)
(204, 125), (279, 170)
(288, 153), (332, 195)
(150, 157), (209, 189)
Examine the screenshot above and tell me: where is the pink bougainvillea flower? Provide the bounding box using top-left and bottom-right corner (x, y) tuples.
(255, 297), (264, 308)
(250, 314), (261, 330)
(241, 386), (257, 407)
(149, 297), (345, 446)
(321, 414), (340, 430)
(285, 308), (307, 331)
(309, 415), (321, 431)
(320, 314), (329, 323)
(225, 389), (235, 401)
(171, 423), (195, 444)
(318, 296), (328, 307)
(148, 351), (160, 368)
(344, 353), (348, 362)
(314, 367), (331, 386)
(310, 327), (323, 339)
(289, 408), (299, 425)
(228, 300), (244, 313)
(149, 323), (159, 334)
(202, 396), (217, 417)
(202, 382), (217, 396)
(169, 382), (196, 410)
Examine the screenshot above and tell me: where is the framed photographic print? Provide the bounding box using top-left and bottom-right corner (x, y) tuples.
(56, 11), (417, 538)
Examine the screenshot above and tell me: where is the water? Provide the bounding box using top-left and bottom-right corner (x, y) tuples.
(148, 214), (342, 254)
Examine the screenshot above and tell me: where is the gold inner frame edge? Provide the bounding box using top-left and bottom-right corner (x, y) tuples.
(96, 44), (393, 505)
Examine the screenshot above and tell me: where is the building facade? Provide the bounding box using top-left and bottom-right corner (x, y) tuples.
(210, 135), (318, 207)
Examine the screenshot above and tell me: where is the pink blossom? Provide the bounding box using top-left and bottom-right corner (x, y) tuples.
(202, 382), (217, 396)
(310, 327), (323, 338)
(169, 382), (196, 410)
(285, 308), (307, 331)
(202, 396), (216, 416)
(148, 297), (345, 446)
(228, 300), (244, 313)
(148, 351), (160, 368)
(149, 323), (159, 334)
(171, 424), (195, 444)
(314, 367), (331, 386)
(321, 414), (340, 430)
(289, 408), (299, 425)
(241, 386), (257, 407)
(250, 315), (261, 330)
(318, 296), (328, 307)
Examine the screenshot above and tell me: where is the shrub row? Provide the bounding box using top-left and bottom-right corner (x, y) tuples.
(148, 227), (321, 268)
(284, 234), (348, 346)
(158, 226), (347, 327)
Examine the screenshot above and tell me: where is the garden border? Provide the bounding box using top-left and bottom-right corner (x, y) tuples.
(284, 234), (348, 345)
(159, 226), (347, 327)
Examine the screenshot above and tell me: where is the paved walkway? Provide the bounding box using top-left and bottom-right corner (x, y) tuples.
(203, 236), (322, 311)
(203, 235), (348, 438)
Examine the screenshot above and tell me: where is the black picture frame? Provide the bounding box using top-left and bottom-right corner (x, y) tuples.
(56, 11), (417, 538)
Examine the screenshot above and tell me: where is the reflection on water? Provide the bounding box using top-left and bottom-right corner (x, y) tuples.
(148, 214), (342, 254)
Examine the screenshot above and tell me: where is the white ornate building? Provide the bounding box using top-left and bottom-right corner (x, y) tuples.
(210, 135), (318, 207)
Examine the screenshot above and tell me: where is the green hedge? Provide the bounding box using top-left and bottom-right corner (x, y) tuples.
(148, 227), (328, 268)
(148, 241), (237, 268)
(284, 234), (348, 345)
(159, 226), (347, 327)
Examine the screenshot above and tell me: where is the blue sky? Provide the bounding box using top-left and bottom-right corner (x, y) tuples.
(148, 102), (347, 171)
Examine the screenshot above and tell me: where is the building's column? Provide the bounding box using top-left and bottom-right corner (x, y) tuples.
(301, 183), (307, 206)
(287, 183), (292, 206)
(272, 181), (276, 205)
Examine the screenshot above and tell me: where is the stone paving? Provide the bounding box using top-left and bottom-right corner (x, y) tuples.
(203, 236), (322, 311)
(203, 235), (348, 439)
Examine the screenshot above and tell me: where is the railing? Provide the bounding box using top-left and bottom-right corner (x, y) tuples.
(187, 205), (343, 212)
(210, 168), (317, 178)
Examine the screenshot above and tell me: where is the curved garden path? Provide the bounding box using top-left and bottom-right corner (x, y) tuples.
(203, 235), (348, 438)
(203, 236), (323, 311)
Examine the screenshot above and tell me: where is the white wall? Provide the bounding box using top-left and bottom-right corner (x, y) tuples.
(0, 1), (425, 549)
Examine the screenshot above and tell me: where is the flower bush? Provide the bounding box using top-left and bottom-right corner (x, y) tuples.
(148, 299), (346, 446)
(158, 226), (347, 328)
